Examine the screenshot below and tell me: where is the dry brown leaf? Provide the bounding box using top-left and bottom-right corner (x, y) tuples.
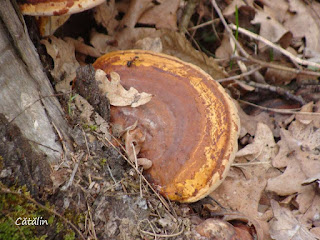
(134, 37), (163, 52)
(296, 102), (319, 125)
(160, 30), (227, 79)
(267, 119), (320, 196)
(64, 37), (101, 58)
(119, 0), (153, 29)
(264, 65), (297, 85)
(95, 70), (152, 107)
(41, 36), (80, 92)
(284, 0), (320, 57)
(251, 10), (292, 50)
(222, 0), (254, 16)
(123, 126), (152, 170)
(94, 0), (118, 35)
(211, 123), (278, 234)
(74, 95), (94, 124)
(138, 0), (180, 30)
(215, 31), (233, 59)
(270, 200), (318, 240)
(236, 122), (278, 162)
(260, 0), (289, 23)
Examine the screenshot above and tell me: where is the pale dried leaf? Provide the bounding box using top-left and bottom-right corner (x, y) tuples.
(134, 37), (163, 52)
(64, 37), (101, 58)
(270, 200), (318, 240)
(260, 0), (288, 23)
(236, 123), (278, 162)
(94, 0), (118, 35)
(137, 158), (152, 170)
(74, 95), (94, 124)
(41, 36), (80, 92)
(160, 30), (227, 79)
(138, 0), (180, 30)
(95, 70), (152, 107)
(284, 0), (320, 57)
(251, 10), (292, 50)
(119, 0), (153, 29)
(215, 32), (233, 59)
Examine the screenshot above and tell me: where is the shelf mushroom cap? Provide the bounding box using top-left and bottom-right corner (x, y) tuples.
(18, 0), (105, 16)
(93, 50), (240, 203)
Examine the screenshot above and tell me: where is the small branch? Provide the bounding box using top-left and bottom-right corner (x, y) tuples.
(217, 66), (262, 82)
(188, 19), (220, 31)
(239, 100), (320, 116)
(210, 0), (320, 77)
(229, 24), (320, 70)
(247, 81), (306, 105)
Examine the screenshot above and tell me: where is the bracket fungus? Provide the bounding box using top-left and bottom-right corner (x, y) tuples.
(93, 50), (240, 203)
(18, 0), (105, 16)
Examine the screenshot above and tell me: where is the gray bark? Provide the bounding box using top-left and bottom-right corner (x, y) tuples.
(0, 0), (72, 164)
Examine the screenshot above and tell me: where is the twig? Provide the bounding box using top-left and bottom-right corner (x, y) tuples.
(61, 155), (82, 191)
(247, 81), (306, 105)
(106, 164), (118, 185)
(210, 0), (320, 77)
(217, 66), (262, 82)
(188, 19), (220, 31)
(239, 100), (320, 115)
(229, 24), (320, 70)
(0, 186), (85, 240)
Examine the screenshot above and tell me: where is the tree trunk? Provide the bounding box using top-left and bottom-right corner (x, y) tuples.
(0, 0), (72, 189)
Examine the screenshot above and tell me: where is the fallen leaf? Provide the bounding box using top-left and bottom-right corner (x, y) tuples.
(138, 0), (180, 30)
(284, 0), (320, 57)
(251, 10), (292, 50)
(270, 200), (318, 240)
(95, 70), (152, 107)
(267, 120), (320, 196)
(94, 0), (118, 35)
(41, 36), (80, 92)
(236, 122), (278, 162)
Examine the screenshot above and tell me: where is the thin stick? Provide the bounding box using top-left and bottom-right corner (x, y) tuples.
(61, 155), (82, 191)
(210, 0), (320, 77)
(188, 19), (220, 31)
(217, 66), (262, 82)
(246, 81), (306, 105)
(239, 100), (320, 115)
(229, 24), (320, 70)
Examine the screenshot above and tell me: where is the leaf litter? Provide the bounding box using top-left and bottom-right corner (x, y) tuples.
(27, 0), (320, 239)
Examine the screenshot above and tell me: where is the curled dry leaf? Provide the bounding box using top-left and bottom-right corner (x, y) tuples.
(123, 125), (152, 170)
(41, 36), (80, 92)
(251, 10), (292, 50)
(138, 0), (180, 30)
(94, 0), (118, 35)
(284, 0), (320, 57)
(95, 70), (152, 107)
(270, 200), (318, 240)
(236, 122), (278, 163)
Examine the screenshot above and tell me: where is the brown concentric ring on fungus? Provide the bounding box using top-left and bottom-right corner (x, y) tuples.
(93, 50), (240, 203)
(18, 0), (105, 16)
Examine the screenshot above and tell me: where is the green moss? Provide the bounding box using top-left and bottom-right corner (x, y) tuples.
(100, 158), (107, 167)
(0, 184), (81, 240)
